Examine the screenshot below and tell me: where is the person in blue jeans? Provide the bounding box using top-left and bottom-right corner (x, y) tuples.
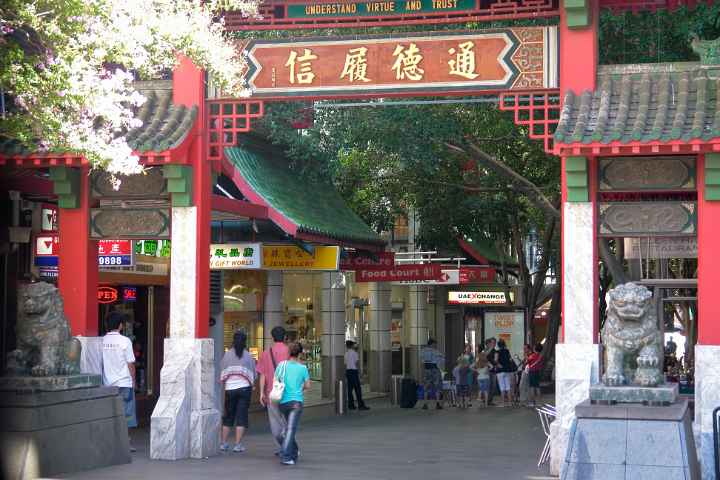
(275, 342), (311, 466)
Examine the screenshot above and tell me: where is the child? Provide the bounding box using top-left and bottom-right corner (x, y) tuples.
(474, 354), (490, 408)
(453, 357), (470, 409)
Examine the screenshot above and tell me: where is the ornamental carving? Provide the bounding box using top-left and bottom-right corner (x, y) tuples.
(599, 156), (695, 191)
(90, 208), (171, 239)
(599, 202), (696, 236)
(91, 168), (168, 198)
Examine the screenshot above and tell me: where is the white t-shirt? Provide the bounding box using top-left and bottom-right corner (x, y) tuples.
(225, 376), (251, 391)
(345, 349), (359, 370)
(102, 331), (135, 388)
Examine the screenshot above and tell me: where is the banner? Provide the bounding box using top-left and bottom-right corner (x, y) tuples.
(98, 240), (134, 267)
(355, 264), (441, 282)
(239, 27), (558, 98)
(210, 243), (262, 269)
(262, 245), (340, 270)
(484, 310), (525, 360)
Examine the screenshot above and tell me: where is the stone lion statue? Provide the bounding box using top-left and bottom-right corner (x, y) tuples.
(5, 282), (81, 377)
(602, 282), (663, 388)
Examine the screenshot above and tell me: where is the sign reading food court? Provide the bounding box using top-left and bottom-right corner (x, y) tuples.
(448, 291), (513, 305)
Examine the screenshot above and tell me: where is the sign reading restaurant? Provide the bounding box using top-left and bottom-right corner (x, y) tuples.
(239, 26), (558, 98)
(289, 0), (475, 18)
(448, 291), (513, 305)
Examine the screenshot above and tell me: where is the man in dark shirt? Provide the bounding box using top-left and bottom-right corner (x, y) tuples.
(483, 338), (498, 406)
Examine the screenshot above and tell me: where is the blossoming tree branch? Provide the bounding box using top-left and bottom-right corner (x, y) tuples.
(0, 0), (258, 176)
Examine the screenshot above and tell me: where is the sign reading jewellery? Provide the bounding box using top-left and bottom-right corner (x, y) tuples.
(262, 245), (340, 270)
(238, 27), (558, 98)
(210, 243), (262, 269)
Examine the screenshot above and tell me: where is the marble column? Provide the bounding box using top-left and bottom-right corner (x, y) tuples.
(321, 272), (346, 398)
(150, 206), (220, 460)
(694, 346), (720, 479)
(368, 282), (392, 392)
(550, 201), (600, 476)
(407, 285), (428, 382)
(263, 271), (284, 349)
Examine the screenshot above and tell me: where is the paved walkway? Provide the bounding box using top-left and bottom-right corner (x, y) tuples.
(64, 398), (556, 480)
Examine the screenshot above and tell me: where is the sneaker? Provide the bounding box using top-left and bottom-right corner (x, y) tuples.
(359, 405), (370, 411)
(232, 444), (246, 453)
(282, 459), (296, 466)
(421, 403), (428, 410)
(436, 403), (443, 410)
(220, 443), (230, 452)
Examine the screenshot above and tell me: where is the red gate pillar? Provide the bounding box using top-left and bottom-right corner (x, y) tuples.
(551, 0), (600, 475)
(57, 168), (99, 336)
(696, 153), (720, 478)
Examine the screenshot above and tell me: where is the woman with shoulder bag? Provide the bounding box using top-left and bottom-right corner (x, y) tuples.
(274, 342), (311, 466)
(219, 331), (256, 453)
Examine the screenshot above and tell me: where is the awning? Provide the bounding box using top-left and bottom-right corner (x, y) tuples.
(224, 144), (385, 250)
(458, 236), (517, 267)
(553, 62), (720, 156)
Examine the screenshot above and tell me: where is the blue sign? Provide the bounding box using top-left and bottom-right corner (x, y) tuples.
(35, 256), (58, 267)
(98, 255), (133, 267)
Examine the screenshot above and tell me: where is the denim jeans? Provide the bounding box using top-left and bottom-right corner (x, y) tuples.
(346, 369), (365, 408)
(279, 401), (303, 462)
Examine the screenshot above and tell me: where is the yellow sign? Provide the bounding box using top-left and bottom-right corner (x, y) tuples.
(262, 245), (340, 271)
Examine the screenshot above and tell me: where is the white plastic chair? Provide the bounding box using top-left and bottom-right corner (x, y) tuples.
(536, 406), (556, 468)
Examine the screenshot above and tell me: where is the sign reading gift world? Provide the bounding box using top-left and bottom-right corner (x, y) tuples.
(210, 243), (262, 269)
(239, 27), (558, 98)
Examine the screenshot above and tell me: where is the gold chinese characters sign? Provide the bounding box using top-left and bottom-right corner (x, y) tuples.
(240, 27), (558, 98)
(262, 245), (340, 270)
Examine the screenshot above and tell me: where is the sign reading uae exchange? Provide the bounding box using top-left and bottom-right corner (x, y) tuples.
(239, 26), (558, 98)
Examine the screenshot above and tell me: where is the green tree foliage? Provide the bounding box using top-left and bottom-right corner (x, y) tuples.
(600, 4), (720, 64)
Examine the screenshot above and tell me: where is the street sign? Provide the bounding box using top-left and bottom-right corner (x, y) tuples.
(393, 268), (459, 285)
(98, 240), (134, 267)
(340, 251), (395, 270)
(356, 264), (442, 282)
(239, 27), (558, 99)
(210, 243), (262, 269)
(448, 290), (513, 305)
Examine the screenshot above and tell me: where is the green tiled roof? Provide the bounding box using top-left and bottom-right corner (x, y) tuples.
(0, 80), (196, 156)
(555, 62), (720, 145)
(460, 236), (517, 267)
(225, 145), (384, 246)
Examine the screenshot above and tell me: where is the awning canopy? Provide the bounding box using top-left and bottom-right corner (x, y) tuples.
(554, 62), (720, 156)
(224, 143), (385, 251)
(458, 236), (517, 267)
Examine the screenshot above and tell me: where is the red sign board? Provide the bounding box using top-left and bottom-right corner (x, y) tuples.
(35, 234), (59, 256)
(340, 252), (395, 270)
(355, 264), (442, 282)
(98, 240), (132, 256)
(97, 286), (119, 304)
(240, 27), (557, 99)
(459, 266), (495, 283)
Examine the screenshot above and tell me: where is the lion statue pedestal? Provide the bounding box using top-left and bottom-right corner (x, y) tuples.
(561, 283), (699, 480)
(0, 282), (131, 480)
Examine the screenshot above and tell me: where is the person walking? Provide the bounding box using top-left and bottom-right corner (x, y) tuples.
(495, 339), (515, 407)
(345, 340), (369, 410)
(219, 331), (256, 453)
(102, 311), (137, 452)
(421, 338), (444, 410)
(452, 356), (471, 409)
(256, 326), (290, 453)
(483, 338), (498, 406)
(526, 343), (544, 407)
(275, 342), (311, 466)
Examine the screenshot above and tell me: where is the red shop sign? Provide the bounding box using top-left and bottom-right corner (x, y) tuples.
(340, 252), (395, 270)
(98, 240), (132, 256)
(355, 264), (442, 283)
(97, 286), (119, 304)
(459, 266), (496, 284)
